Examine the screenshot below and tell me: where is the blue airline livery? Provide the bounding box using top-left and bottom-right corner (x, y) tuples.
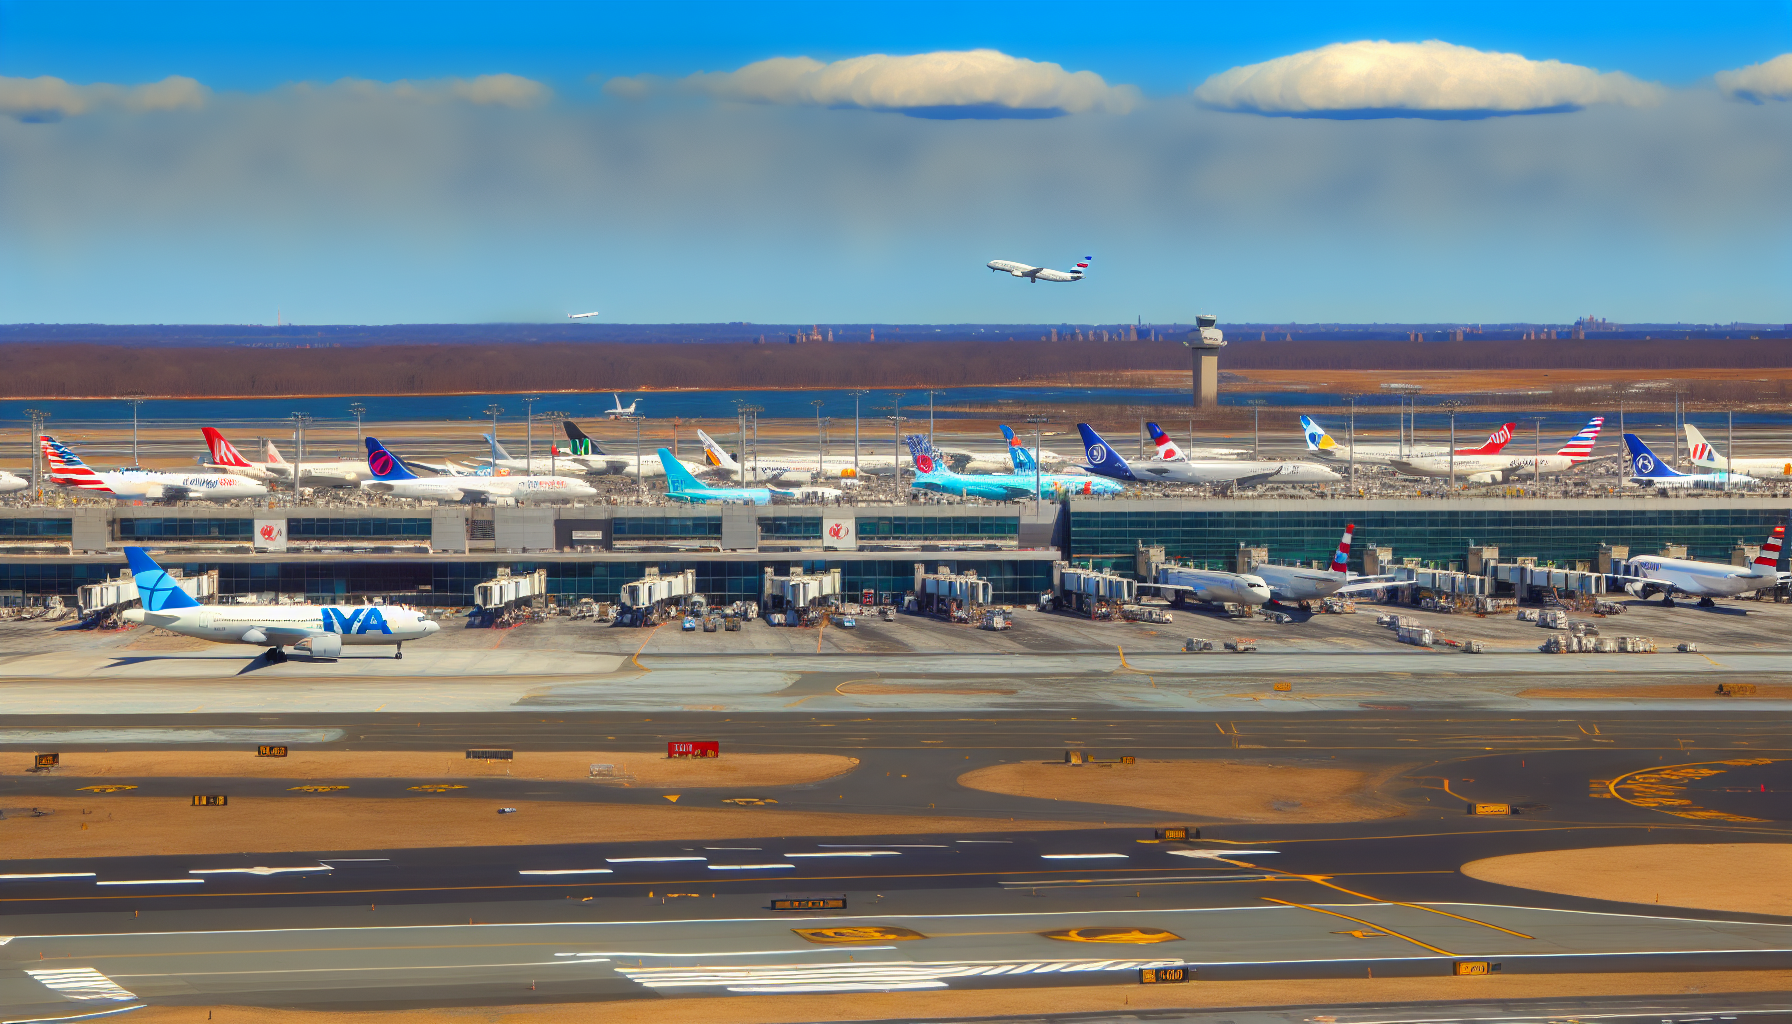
(904, 435), (1122, 500)
(658, 448), (773, 504)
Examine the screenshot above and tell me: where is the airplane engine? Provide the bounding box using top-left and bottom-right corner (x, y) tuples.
(1011, 270), (1025, 277)
(305, 634), (343, 659)
(1466, 472), (1500, 484)
(240, 628), (267, 645)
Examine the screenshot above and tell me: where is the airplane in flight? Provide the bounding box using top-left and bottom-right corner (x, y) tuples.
(1615, 523), (1789, 606)
(986, 255), (1091, 284)
(567, 311), (600, 319)
(118, 547), (438, 662)
(695, 428), (890, 483)
(658, 448), (773, 505)
(1079, 424), (1341, 486)
(1388, 417), (1605, 482)
(1247, 524), (1410, 604)
(1302, 416), (1515, 467)
(561, 422), (708, 479)
(1685, 424), (1792, 479)
(360, 437), (597, 502)
(1145, 423), (1250, 461)
(905, 436), (1123, 500)
(41, 436), (268, 502)
(605, 394), (640, 419)
(202, 428), (367, 487)
(1625, 434), (1754, 490)
(0, 470), (27, 494)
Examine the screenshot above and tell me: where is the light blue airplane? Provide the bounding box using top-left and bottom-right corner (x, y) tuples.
(658, 448), (773, 505)
(905, 435), (1123, 500)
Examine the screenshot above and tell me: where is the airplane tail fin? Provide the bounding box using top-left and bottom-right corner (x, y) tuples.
(999, 425), (1038, 473)
(1145, 422), (1185, 461)
(41, 436), (105, 488)
(265, 439), (289, 465)
(202, 427), (254, 468)
(563, 420), (604, 456)
(1300, 416), (1340, 453)
(123, 547), (202, 611)
(1463, 422), (1516, 455)
(1624, 433), (1684, 478)
(903, 435), (950, 476)
(1331, 524), (1354, 574)
(1557, 416), (1604, 462)
(1683, 424), (1720, 467)
(696, 429), (740, 472)
(483, 433), (514, 463)
(1071, 255), (1091, 279)
(364, 437), (419, 481)
(1076, 423), (1138, 481)
(657, 448), (703, 493)
(1753, 524), (1785, 570)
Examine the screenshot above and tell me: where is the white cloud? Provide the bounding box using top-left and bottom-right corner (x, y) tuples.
(602, 75), (656, 100)
(332, 73), (551, 108)
(0, 74), (206, 121)
(1194, 40), (1661, 118)
(684, 49), (1139, 117)
(1717, 53), (1792, 102)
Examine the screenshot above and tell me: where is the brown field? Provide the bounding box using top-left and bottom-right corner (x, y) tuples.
(1462, 844), (1792, 916)
(955, 760), (1406, 823)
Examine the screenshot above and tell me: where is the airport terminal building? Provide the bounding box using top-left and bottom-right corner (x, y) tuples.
(2, 496), (1787, 607)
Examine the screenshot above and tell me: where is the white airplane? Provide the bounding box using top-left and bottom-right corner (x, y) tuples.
(1389, 417), (1604, 483)
(1145, 564), (1272, 608)
(1080, 424), (1341, 487)
(929, 426), (1070, 475)
(119, 547), (438, 661)
(360, 437), (597, 503)
(568, 311), (600, 319)
(1685, 424), (1792, 479)
(1302, 416), (1516, 467)
(562, 421), (708, 479)
(986, 255), (1091, 284)
(0, 470), (27, 494)
(1248, 524), (1408, 604)
(1617, 523), (1789, 607)
(1626, 434), (1754, 490)
(202, 428), (367, 487)
(42, 436), (268, 502)
(695, 428), (892, 483)
(605, 394), (640, 419)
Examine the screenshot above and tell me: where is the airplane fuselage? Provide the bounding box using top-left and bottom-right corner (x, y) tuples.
(986, 259), (1083, 283)
(123, 604), (438, 646)
(1624, 556), (1777, 599)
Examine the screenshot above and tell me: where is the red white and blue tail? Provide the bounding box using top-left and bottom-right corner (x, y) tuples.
(41, 436), (111, 492)
(1753, 524), (1784, 570)
(1072, 255), (1091, 279)
(1145, 422), (1184, 461)
(1556, 417), (1604, 462)
(1330, 524), (1354, 575)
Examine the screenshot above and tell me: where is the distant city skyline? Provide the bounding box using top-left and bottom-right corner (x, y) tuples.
(2, 0), (1788, 325)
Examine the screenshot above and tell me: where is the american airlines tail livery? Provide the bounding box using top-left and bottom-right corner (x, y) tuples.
(43, 436), (267, 502)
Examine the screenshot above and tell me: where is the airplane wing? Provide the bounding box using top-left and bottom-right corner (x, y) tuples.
(402, 460), (464, 476)
(1334, 579), (1417, 595)
(257, 625), (326, 643)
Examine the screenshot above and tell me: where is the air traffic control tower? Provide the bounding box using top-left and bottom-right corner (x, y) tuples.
(1185, 314), (1225, 408)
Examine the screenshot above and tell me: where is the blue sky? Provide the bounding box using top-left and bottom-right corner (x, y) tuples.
(2, 1), (1789, 325)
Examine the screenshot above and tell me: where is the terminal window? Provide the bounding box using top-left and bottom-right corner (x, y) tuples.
(611, 516), (722, 539)
(0, 518), (73, 538)
(116, 518), (252, 540)
(287, 517), (432, 540)
(760, 516), (823, 539)
(856, 515), (1018, 541)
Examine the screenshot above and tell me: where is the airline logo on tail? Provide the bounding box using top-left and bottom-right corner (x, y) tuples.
(903, 435), (940, 474)
(1556, 417), (1604, 462)
(1754, 525), (1785, 570)
(696, 429), (738, 470)
(1624, 434), (1680, 478)
(124, 548), (202, 611)
(1464, 423), (1517, 455)
(41, 437), (108, 490)
(364, 437), (417, 481)
(202, 428), (254, 468)
(1690, 443), (1713, 462)
(1075, 424), (1138, 481)
(1300, 416), (1339, 452)
(1072, 256), (1091, 277)
(1331, 524), (1354, 574)
(1145, 423), (1184, 461)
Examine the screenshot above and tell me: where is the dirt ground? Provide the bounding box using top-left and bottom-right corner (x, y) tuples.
(1461, 844), (1792, 916)
(0, 751), (857, 788)
(835, 681), (1018, 695)
(2, 795), (1097, 858)
(955, 760), (1405, 823)
(123, 970), (1792, 1024)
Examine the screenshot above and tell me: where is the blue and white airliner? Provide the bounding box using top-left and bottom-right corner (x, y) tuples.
(1625, 434), (1755, 490)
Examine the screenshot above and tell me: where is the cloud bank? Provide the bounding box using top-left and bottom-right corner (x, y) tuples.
(324, 73), (551, 107)
(0, 74), (207, 122)
(681, 49), (1139, 118)
(1717, 53), (1792, 102)
(1194, 40), (1662, 118)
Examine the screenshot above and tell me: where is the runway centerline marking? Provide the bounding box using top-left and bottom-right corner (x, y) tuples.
(1261, 897), (1456, 956)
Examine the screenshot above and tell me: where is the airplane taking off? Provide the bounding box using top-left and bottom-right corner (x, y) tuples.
(986, 255), (1091, 284)
(1080, 424), (1341, 486)
(905, 436), (1123, 500)
(658, 449), (773, 505)
(1248, 524), (1408, 603)
(1685, 424), (1792, 479)
(360, 437), (597, 502)
(1389, 417), (1605, 482)
(567, 311), (600, 319)
(42, 436), (268, 502)
(1625, 434), (1754, 489)
(1302, 416), (1515, 467)
(202, 428), (367, 487)
(605, 394), (640, 419)
(1615, 523), (1789, 606)
(119, 547), (437, 662)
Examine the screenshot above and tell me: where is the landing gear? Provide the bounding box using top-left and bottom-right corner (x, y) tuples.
(1661, 595), (1676, 607)
(394, 642), (403, 660)
(264, 647), (287, 663)
(1698, 597), (1717, 607)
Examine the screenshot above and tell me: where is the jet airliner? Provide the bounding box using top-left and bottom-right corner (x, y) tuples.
(986, 256), (1091, 283)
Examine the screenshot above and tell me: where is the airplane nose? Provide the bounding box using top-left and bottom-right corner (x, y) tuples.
(422, 619), (440, 635)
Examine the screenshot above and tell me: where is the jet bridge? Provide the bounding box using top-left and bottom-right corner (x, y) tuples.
(619, 567), (698, 614)
(1048, 561), (1135, 618)
(475, 567), (549, 611)
(912, 563), (992, 619)
(79, 568), (218, 615)
(763, 567), (841, 617)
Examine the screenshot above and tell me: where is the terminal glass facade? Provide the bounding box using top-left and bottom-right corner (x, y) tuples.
(116, 518), (252, 540)
(1070, 504), (1792, 574)
(0, 518), (72, 538)
(759, 516), (823, 540)
(287, 517), (432, 540)
(611, 516), (722, 540)
(857, 515), (1017, 542)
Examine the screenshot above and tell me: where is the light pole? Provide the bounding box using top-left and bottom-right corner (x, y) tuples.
(812, 399), (825, 483)
(848, 390), (867, 482)
(484, 404), (504, 462)
(1532, 417), (1545, 488)
(123, 393), (146, 469)
(739, 404), (764, 484)
(622, 413), (645, 499)
(1727, 409), (1735, 492)
(1673, 392), (1683, 467)
(25, 408), (48, 495)
(522, 396), (541, 471)
(1245, 399), (1267, 457)
(1440, 400), (1464, 490)
(347, 402), (367, 445)
(1026, 415), (1049, 517)
(889, 392), (905, 498)
(537, 411), (566, 477)
(290, 412), (312, 503)
(1345, 395), (1357, 491)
